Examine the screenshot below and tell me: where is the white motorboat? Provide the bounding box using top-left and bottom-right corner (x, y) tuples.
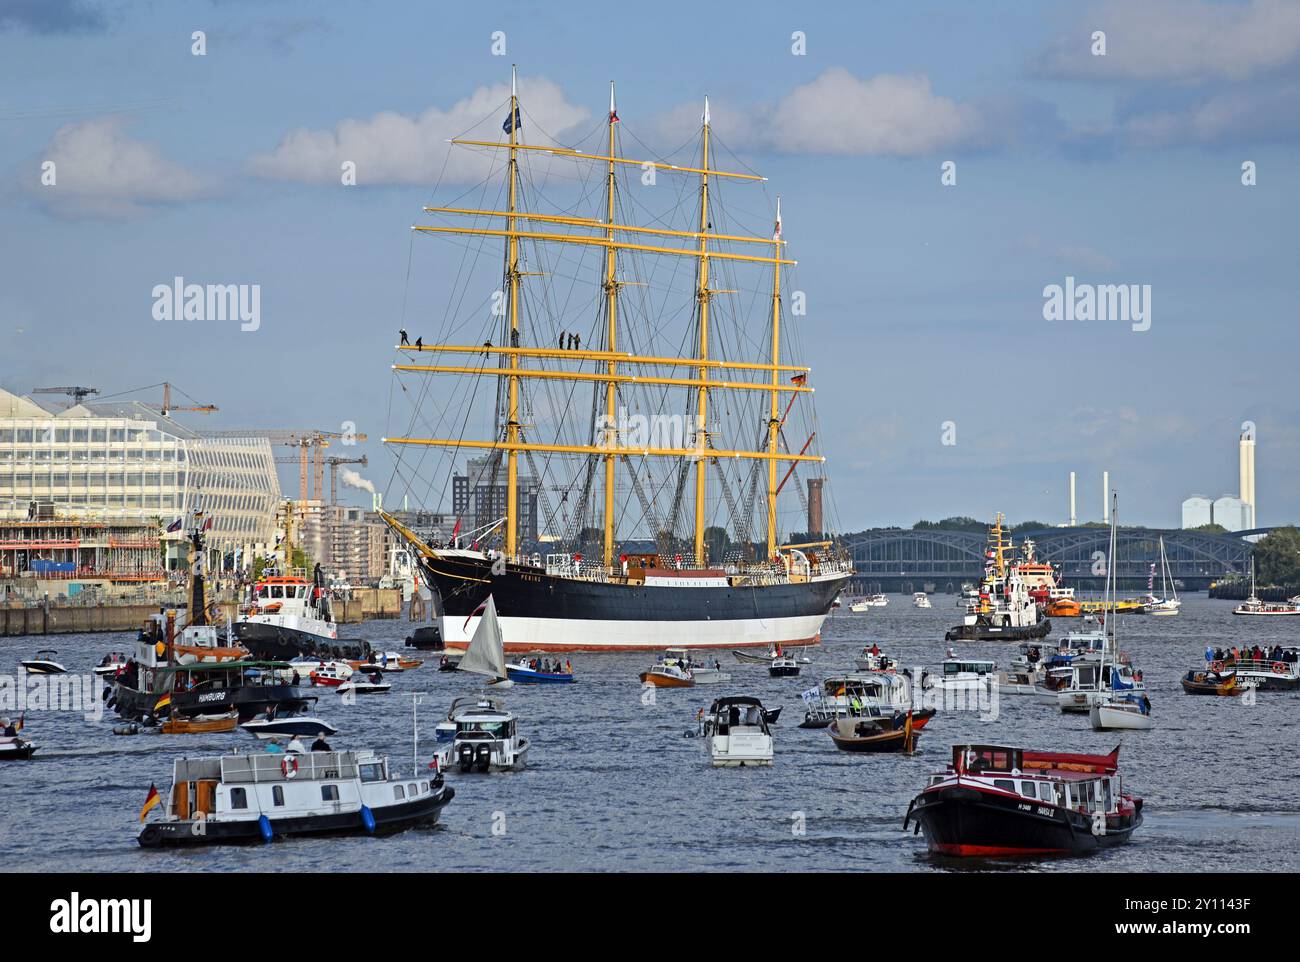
(702, 696), (774, 766)
(93, 652), (129, 677)
(433, 698), (529, 773)
(239, 716), (340, 741)
(848, 599), (872, 613)
(20, 650), (66, 674)
(690, 665), (732, 685)
(136, 749), (454, 847)
(0, 731), (36, 760)
(853, 647), (898, 672)
(913, 592), (932, 609)
(663, 648), (728, 684)
(930, 657), (996, 693)
(996, 667), (1043, 695)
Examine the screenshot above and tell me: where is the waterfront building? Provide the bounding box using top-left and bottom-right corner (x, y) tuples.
(0, 389), (280, 568)
(452, 455), (539, 546)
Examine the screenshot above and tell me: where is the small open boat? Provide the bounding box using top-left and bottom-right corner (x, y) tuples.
(1181, 669), (1247, 696)
(639, 664), (694, 688)
(161, 711), (240, 735)
(827, 714), (920, 754)
(94, 652), (129, 677)
(506, 661), (575, 684)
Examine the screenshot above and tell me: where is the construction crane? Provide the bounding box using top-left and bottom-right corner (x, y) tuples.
(212, 429), (368, 503)
(33, 386), (98, 405)
(155, 382), (218, 417)
(327, 455), (368, 506)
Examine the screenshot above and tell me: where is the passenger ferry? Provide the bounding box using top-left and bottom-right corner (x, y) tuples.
(1215, 650), (1300, 691)
(904, 744), (1143, 858)
(137, 749), (454, 847)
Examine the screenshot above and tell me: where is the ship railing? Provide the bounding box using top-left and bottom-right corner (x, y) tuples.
(1218, 657), (1297, 676)
(219, 750), (360, 783)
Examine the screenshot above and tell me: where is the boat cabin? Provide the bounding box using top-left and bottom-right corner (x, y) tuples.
(942, 659), (995, 678)
(926, 744), (1128, 815)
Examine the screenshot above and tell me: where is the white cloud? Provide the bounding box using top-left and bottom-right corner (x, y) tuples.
(650, 69), (987, 157)
(27, 116), (208, 218)
(1035, 0), (1300, 81)
(247, 77), (590, 185)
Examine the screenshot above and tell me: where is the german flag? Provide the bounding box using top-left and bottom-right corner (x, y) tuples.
(139, 783), (161, 822)
(154, 693), (172, 713)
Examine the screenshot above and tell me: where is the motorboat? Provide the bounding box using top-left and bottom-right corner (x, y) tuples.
(20, 650), (66, 674)
(702, 696), (774, 766)
(337, 678), (391, 696)
(769, 654), (801, 677)
(853, 647), (898, 672)
(299, 660), (354, 687)
(996, 667), (1043, 696)
(801, 673), (935, 729)
(1180, 668), (1247, 696)
(506, 659), (575, 683)
(405, 625), (444, 650)
(161, 711), (240, 735)
(930, 658), (997, 694)
(0, 734), (36, 760)
(240, 716), (340, 741)
(663, 648), (726, 683)
(913, 592), (932, 609)
(233, 566), (347, 660)
(639, 663), (694, 688)
(904, 744), (1143, 857)
(434, 695), (496, 742)
(136, 749), (454, 847)
(828, 712), (920, 753)
(732, 645), (812, 664)
(433, 698), (529, 773)
(93, 652), (129, 677)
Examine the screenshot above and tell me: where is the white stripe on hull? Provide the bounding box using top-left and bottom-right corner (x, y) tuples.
(441, 612), (828, 652)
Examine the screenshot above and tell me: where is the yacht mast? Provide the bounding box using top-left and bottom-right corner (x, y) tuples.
(602, 82), (620, 568)
(693, 97), (712, 565)
(765, 198), (783, 558)
(504, 65), (522, 559)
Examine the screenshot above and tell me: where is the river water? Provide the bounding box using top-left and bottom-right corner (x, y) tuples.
(2, 593), (1296, 872)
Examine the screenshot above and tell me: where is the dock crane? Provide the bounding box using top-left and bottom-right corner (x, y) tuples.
(210, 429), (368, 504)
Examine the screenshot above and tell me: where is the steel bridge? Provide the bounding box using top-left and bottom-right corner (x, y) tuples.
(840, 526), (1279, 593)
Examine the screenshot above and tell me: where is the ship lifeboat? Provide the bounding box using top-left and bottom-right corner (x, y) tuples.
(1045, 598), (1082, 618)
(173, 642), (250, 665)
(160, 711), (240, 735)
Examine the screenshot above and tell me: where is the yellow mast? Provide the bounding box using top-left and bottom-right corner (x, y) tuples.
(602, 82), (619, 569)
(693, 97), (712, 566)
(505, 66), (521, 559)
(765, 198), (783, 558)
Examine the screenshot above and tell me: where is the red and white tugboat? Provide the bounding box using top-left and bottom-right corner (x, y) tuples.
(904, 744), (1143, 858)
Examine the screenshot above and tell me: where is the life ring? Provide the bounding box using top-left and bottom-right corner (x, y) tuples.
(1211, 660), (1224, 672)
(280, 756), (299, 779)
(1274, 662), (1287, 673)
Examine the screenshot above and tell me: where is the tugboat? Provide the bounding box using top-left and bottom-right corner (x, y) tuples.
(234, 565), (370, 659)
(945, 516), (1051, 642)
(702, 696), (774, 766)
(136, 748), (454, 847)
(904, 744), (1143, 857)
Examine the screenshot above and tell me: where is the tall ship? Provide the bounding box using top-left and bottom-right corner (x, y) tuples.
(381, 71), (852, 651)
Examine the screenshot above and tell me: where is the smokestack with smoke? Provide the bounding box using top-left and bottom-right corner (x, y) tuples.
(339, 468), (376, 495)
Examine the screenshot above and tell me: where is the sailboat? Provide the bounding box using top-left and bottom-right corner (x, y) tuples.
(1090, 492), (1155, 731)
(456, 596), (513, 688)
(1234, 559), (1300, 615)
(1141, 536), (1180, 615)
(379, 69), (852, 653)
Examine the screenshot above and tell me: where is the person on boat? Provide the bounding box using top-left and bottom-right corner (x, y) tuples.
(311, 734), (332, 752)
(290, 669), (300, 686)
(1205, 644), (1214, 664)
(286, 735), (307, 754)
(566, 659), (573, 674)
(2, 718), (16, 737)
(870, 642), (880, 657)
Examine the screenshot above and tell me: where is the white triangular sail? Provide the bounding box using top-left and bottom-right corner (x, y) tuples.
(458, 596), (507, 679)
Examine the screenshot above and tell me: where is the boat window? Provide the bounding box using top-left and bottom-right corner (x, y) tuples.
(321, 785), (339, 802)
(359, 763), (384, 782)
(420, 782), (429, 793)
(1019, 782), (1037, 799)
(230, 787), (248, 810)
(993, 779), (1016, 793)
(394, 785), (406, 800)
(1103, 780), (1114, 811)
(271, 585), (284, 599)
(272, 786), (284, 807)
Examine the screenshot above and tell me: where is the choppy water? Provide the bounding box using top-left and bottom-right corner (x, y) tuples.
(2, 594), (1297, 872)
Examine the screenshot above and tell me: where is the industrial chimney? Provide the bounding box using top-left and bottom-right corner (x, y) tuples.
(1069, 471), (1077, 526)
(1102, 471), (1109, 523)
(1240, 429), (1256, 527)
(807, 478), (825, 538)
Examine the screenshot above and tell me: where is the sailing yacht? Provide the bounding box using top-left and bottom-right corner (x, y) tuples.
(1234, 560), (1300, 615)
(380, 71), (851, 652)
(1139, 536), (1180, 615)
(1090, 492), (1154, 731)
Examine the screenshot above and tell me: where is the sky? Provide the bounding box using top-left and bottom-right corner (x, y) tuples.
(2, 0), (1299, 532)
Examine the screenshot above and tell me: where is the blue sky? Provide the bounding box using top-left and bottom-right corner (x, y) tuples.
(3, 0), (1298, 531)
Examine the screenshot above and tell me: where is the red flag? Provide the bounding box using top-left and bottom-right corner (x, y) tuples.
(202, 517), (214, 531)
(791, 373), (807, 386)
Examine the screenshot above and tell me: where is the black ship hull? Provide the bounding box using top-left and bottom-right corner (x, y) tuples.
(905, 783), (1142, 857)
(945, 618), (1052, 642)
(110, 681), (315, 723)
(232, 622), (369, 662)
(419, 550), (848, 652)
